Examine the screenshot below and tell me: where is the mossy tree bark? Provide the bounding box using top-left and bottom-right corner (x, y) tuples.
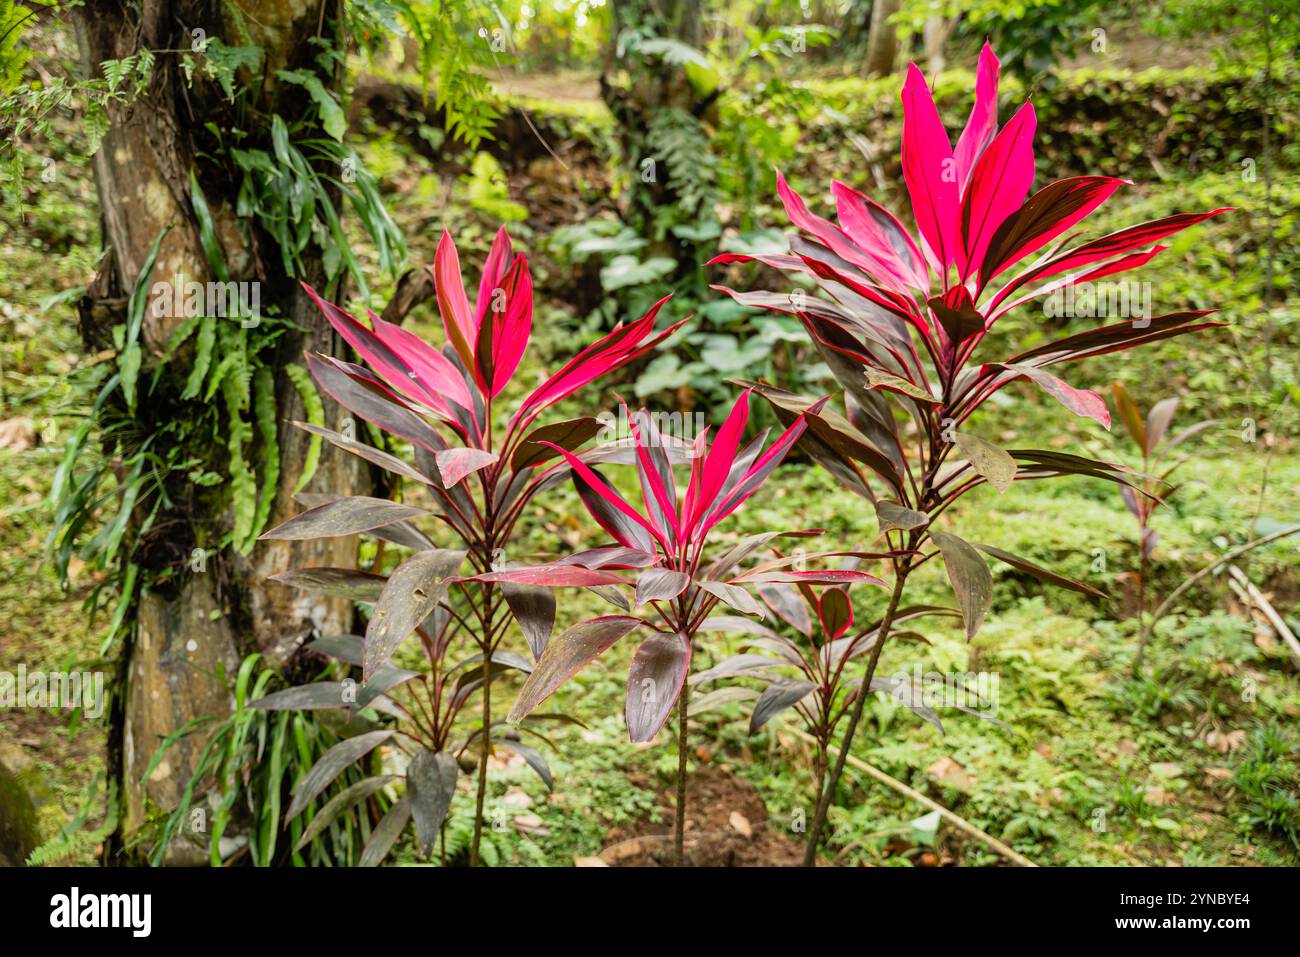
(74, 0), (370, 863)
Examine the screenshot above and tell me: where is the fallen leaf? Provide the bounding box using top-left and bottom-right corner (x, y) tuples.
(926, 756), (974, 794)
(728, 811), (752, 837)
(512, 814), (548, 835)
(0, 418), (37, 451)
(1206, 729), (1246, 753)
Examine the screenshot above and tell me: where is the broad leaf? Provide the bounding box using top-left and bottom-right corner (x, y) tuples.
(294, 775), (399, 852)
(359, 797), (410, 868)
(629, 569), (686, 609)
(698, 580), (765, 618)
(876, 500), (929, 533)
(749, 679), (816, 733)
(502, 581), (556, 659)
(365, 549), (467, 680)
(953, 432), (1016, 493)
(261, 496), (429, 541)
(974, 542), (1107, 600)
(624, 633), (691, 743)
(286, 729), (393, 821)
(269, 567), (387, 603)
(407, 749), (458, 853)
(512, 417), (601, 470)
(251, 683), (350, 711)
(930, 530), (992, 641)
(508, 616), (643, 721)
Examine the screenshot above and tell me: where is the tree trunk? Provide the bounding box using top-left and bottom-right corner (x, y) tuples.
(923, 15), (956, 74)
(75, 0), (369, 864)
(863, 0), (901, 77)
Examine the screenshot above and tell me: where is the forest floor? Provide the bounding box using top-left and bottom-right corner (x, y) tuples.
(1, 56), (1297, 867)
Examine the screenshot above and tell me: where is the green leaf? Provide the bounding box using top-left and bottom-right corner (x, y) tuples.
(286, 364), (324, 493)
(953, 432), (1017, 494)
(277, 69), (346, 141)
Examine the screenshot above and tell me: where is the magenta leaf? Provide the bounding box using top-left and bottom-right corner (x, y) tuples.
(434, 229), (476, 368)
(474, 254), (533, 397)
(900, 63), (960, 271)
(465, 564), (627, 587)
(958, 101), (1036, 280)
(1000, 363), (1111, 428)
(953, 41), (1001, 190)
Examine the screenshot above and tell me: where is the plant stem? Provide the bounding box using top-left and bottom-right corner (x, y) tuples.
(673, 679), (690, 867)
(470, 655), (491, 867)
(802, 567), (909, 867)
(1132, 543), (1149, 677)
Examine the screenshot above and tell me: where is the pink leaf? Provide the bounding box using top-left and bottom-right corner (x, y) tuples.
(1001, 363), (1111, 428)
(474, 254), (533, 397)
(691, 390), (751, 534)
(627, 407), (680, 543)
(901, 63), (961, 272)
(514, 297), (680, 426)
(831, 180), (930, 292)
(474, 226), (514, 329)
(703, 402), (821, 535)
(989, 207), (1231, 311)
(959, 101), (1036, 281)
(979, 176), (1127, 286)
(302, 284), (444, 413)
(369, 313), (474, 414)
(434, 447), (498, 487)
(434, 230), (476, 369)
(953, 41), (1001, 191)
(465, 565), (627, 587)
(541, 441), (666, 551)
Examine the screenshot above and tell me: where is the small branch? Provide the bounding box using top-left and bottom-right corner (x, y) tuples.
(1142, 524), (1300, 652)
(1227, 564), (1300, 662)
(787, 727), (1037, 868)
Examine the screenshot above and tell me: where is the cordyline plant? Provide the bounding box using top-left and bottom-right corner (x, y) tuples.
(1110, 381), (1217, 676)
(691, 568), (970, 827)
(498, 390), (882, 865)
(711, 42), (1230, 865)
(258, 227), (682, 865)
